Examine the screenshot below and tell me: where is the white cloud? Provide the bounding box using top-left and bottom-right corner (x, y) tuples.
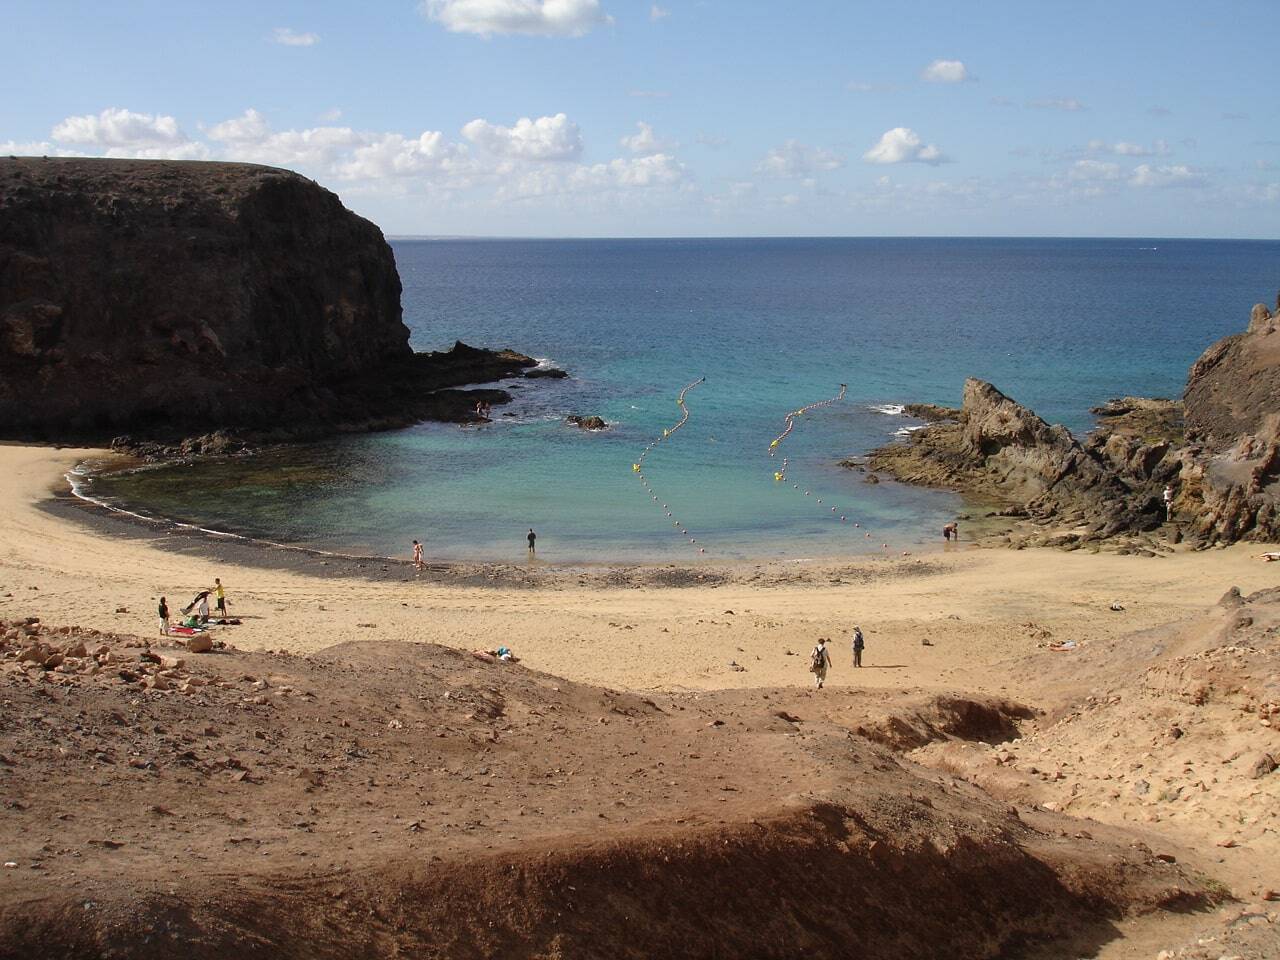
(52, 107), (189, 146)
(421, 0), (612, 37)
(921, 59), (969, 83)
(462, 113), (582, 160)
(1028, 97), (1086, 112)
(1069, 159), (1121, 181)
(0, 140), (86, 158)
(339, 132), (469, 181)
(847, 81), (898, 93)
(318, 107), (343, 123)
(620, 121), (672, 155)
(862, 127), (949, 166)
(758, 139), (844, 178)
(272, 27), (320, 47)
(1129, 164), (1207, 188)
(1086, 138), (1170, 157)
(575, 153), (686, 189)
(650, 4), (669, 20)
(206, 108), (272, 143)
(206, 112), (367, 171)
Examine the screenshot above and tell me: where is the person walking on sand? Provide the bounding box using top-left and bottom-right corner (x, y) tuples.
(809, 638), (832, 689)
(158, 596), (169, 636)
(412, 539), (424, 570)
(1163, 484), (1174, 521)
(527, 528), (537, 555)
(210, 577), (227, 617)
(851, 625), (865, 668)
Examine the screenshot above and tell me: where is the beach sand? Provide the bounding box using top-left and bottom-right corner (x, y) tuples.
(2, 443), (1274, 699)
(3, 442), (1279, 957)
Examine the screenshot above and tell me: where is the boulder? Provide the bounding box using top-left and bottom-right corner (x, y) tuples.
(186, 634), (214, 654)
(567, 415), (609, 431)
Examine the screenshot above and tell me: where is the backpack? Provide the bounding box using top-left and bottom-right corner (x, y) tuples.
(809, 646), (825, 672)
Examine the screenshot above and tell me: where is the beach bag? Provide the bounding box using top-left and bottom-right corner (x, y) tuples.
(809, 647), (825, 672)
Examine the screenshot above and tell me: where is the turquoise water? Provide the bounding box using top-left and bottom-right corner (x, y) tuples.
(87, 237), (1280, 562)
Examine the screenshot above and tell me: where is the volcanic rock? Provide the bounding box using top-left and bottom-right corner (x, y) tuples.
(0, 158), (538, 442)
(567, 415), (609, 431)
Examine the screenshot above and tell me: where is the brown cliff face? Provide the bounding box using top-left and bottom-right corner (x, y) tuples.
(1178, 298), (1280, 542)
(1184, 298), (1280, 446)
(0, 158), (531, 441)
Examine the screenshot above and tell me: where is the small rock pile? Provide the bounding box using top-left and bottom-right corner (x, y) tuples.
(1, 617), (225, 695)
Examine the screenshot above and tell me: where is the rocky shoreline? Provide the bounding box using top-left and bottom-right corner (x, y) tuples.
(855, 293), (1280, 551)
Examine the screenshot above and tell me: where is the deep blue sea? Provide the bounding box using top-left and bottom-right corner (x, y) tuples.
(87, 238), (1280, 562)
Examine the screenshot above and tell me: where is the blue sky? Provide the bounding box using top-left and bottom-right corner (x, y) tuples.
(3, 0), (1278, 237)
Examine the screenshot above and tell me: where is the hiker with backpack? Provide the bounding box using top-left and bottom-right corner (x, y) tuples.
(809, 638), (832, 689)
(851, 626), (865, 667)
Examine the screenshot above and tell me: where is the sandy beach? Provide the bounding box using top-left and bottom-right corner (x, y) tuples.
(4, 443), (1280, 958)
(2, 443), (1275, 697)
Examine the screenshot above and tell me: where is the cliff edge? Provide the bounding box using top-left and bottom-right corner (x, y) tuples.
(0, 158), (534, 440)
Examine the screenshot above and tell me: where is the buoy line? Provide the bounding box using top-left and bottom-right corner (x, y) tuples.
(633, 377), (707, 555)
(768, 384), (896, 553)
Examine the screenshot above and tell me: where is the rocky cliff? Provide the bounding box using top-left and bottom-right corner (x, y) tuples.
(863, 292), (1280, 548)
(0, 158), (535, 440)
(864, 380), (1171, 545)
(1177, 297), (1280, 542)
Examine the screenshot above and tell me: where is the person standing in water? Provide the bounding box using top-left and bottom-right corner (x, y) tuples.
(851, 625), (865, 668)
(412, 539), (424, 570)
(943, 522), (959, 542)
(527, 528), (537, 555)
(810, 638), (832, 689)
(158, 597), (169, 636)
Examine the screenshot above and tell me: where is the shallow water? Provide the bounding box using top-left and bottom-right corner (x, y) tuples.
(86, 237), (1280, 561)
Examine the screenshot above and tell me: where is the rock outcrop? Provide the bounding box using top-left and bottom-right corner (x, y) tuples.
(865, 292), (1280, 547)
(866, 379), (1170, 541)
(566, 414), (608, 431)
(1177, 296), (1280, 543)
(0, 158), (536, 441)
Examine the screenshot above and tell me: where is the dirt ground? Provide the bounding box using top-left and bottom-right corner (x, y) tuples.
(0, 444), (1278, 958)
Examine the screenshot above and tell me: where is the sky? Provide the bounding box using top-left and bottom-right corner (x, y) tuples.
(2, 0), (1278, 238)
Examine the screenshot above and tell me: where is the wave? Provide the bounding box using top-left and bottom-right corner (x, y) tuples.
(893, 424), (926, 438)
(869, 403), (905, 416)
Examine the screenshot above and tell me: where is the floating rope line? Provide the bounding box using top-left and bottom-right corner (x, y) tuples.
(768, 384), (894, 552)
(633, 377), (707, 554)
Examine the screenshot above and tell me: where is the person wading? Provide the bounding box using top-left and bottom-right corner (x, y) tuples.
(809, 638), (832, 689)
(527, 528), (537, 555)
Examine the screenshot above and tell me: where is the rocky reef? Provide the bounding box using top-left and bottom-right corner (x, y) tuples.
(863, 292), (1280, 548)
(0, 158), (539, 442)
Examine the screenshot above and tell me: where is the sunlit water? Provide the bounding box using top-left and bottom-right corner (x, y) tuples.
(84, 237), (1280, 562)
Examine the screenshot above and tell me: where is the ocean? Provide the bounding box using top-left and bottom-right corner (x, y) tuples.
(84, 237), (1280, 562)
